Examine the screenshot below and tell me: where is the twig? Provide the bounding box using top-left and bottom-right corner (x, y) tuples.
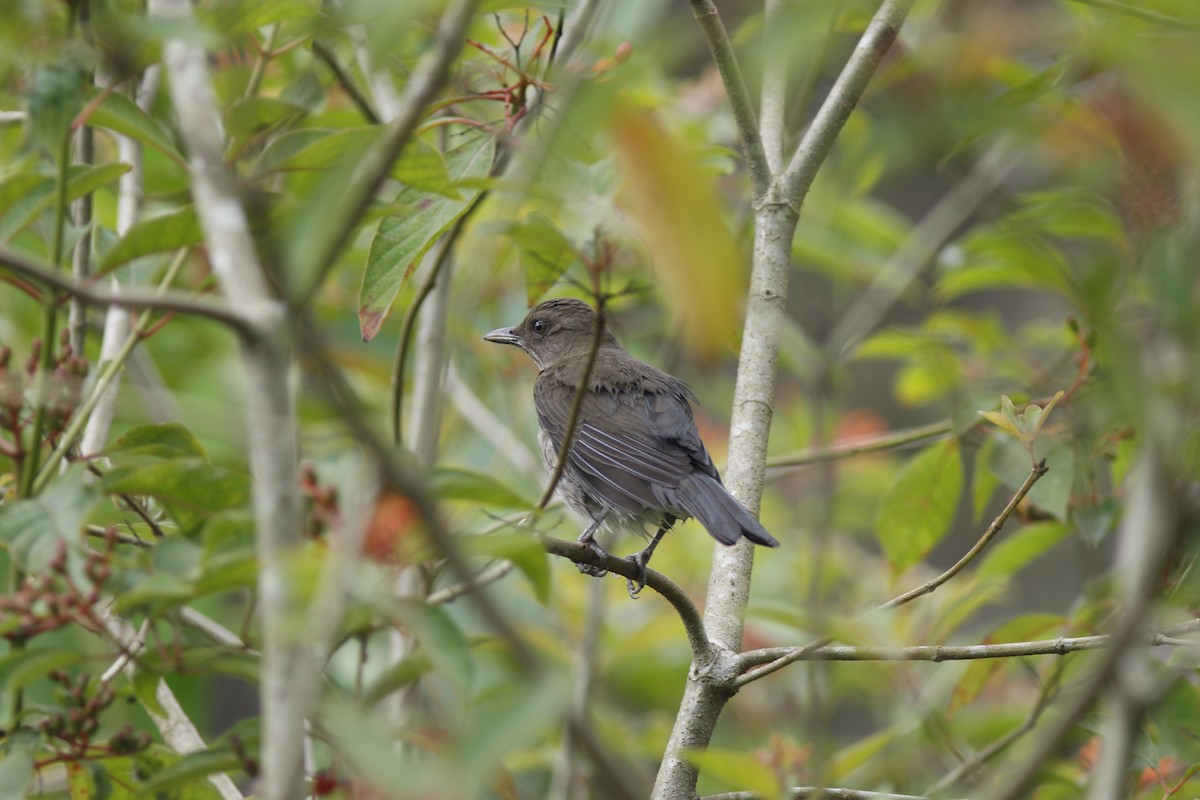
(445, 361), (540, 476)
(151, 0), (304, 795)
(536, 302), (605, 510)
(0, 247), (258, 336)
(779, 0), (917, 204)
(686, 0), (770, 201)
(86, 525), (150, 549)
(766, 420), (952, 469)
(880, 459), (1048, 610)
(290, 0), (480, 304)
(311, 39), (381, 124)
(734, 459), (1048, 686)
(542, 536), (711, 664)
(733, 626), (1200, 665)
(34, 250), (191, 493)
(244, 24), (279, 99)
(99, 609), (244, 799)
(1065, 0), (1190, 27)
(705, 789), (955, 800)
(825, 140), (1017, 359)
(986, 453), (1178, 800)
(426, 559), (515, 604)
(926, 662), (1065, 795)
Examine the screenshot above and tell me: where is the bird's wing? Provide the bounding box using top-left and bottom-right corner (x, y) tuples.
(534, 375), (715, 515)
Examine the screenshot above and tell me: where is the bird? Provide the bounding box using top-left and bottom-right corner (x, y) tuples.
(484, 297), (778, 597)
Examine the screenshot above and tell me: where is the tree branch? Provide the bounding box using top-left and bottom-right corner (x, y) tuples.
(289, 0), (480, 303)
(150, 0), (304, 796)
(542, 536), (711, 663)
(0, 247), (258, 337)
(766, 420), (952, 470)
(779, 0), (916, 204)
(733, 625), (1200, 666)
(734, 459), (1048, 686)
(686, 0), (771, 200)
(705, 788), (954, 800)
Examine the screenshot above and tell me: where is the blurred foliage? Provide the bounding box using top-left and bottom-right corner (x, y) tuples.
(0, 0), (1198, 798)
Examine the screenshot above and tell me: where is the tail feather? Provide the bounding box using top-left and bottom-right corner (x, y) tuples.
(677, 474), (779, 547)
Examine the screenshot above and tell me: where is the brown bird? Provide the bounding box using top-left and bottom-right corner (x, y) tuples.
(484, 298), (778, 596)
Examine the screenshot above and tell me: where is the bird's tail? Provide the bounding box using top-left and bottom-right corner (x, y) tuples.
(676, 474), (779, 547)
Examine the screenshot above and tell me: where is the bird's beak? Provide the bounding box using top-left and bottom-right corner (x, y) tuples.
(483, 326), (522, 347)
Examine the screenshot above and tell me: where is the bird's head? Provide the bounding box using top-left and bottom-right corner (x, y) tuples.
(483, 297), (618, 369)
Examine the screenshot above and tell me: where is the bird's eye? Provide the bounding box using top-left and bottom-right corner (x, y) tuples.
(530, 318), (549, 336)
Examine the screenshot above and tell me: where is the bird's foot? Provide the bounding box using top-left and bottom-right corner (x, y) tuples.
(624, 550), (652, 599)
(576, 539), (609, 578)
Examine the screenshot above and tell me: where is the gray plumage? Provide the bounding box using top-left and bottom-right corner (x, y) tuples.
(485, 298), (778, 556)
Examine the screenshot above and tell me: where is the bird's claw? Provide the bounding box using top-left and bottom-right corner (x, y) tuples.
(576, 539), (609, 578)
(625, 551), (650, 599)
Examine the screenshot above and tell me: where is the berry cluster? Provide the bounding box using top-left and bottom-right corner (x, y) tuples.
(0, 331), (89, 480)
(300, 463), (341, 540)
(0, 535), (113, 645)
(36, 671), (151, 766)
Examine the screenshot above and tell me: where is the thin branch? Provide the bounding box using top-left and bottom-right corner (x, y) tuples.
(542, 536), (712, 664)
(0, 247), (258, 336)
(734, 459), (1048, 686)
(244, 24), (279, 99)
(705, 789), (955, 800)
(294, 317), (539, 670)
(779, 0), (917, 205)
(536, 303), (605, 511)
(986, 453), (1178, 800)
(426, 559), (515, 604)
(825, 140), (1017, 359)
(880, 459), (1048, 611)
(445, 361), (541, 476)
(733, 626), (1200, 665)
(311, 38), (382, 124)
(1065, 0), (1191, 27)
(86, 525), (151, 549)
(34, 250), (191, 493)
(291, 0), (480, 304)
(99, 610), (244, 800)
(687, 0), (771, 200)
(391, 211), (472, 445)
(767, 419), (951, 468)
(927, 662), (1065, 795)
(759, 0), (787, 175)
(150, 0), (304, 797)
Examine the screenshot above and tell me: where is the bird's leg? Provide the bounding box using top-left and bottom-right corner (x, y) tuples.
(576, 516), (609, 577)
(624, 518), (673, 598)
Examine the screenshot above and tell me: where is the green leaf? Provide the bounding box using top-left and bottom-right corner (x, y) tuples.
(686, 748), (781, 798)
(99, 208), (203, 271)
(361, 655), (432, 707)
(460, 533), (550, 604)
(0, 732), (36, 797)
(502, 213), (582, 305)
(949, 613), (1064, 714)
(875, 438), (964, 575)
(430, 467), (531, 508)
(88, 89), (183, 164)
(988, 435), (1075, 521)
(132, 671), (167, 718)
(257, 127), (380, 173)
(101, 458), (251, 533)
(0, 164), (129, 243)
(359, 132), (496, 340)
(225, 96), (307, 142)
(107, 422), (209, 462)
(0, 648), (85, 727)
(134, 746), (245, 795)
(0, 467), (99, 571)
(829, 727), (902, 781)
(978, 522), (1069, 580)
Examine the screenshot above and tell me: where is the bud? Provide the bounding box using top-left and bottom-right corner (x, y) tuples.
(614, 41), (633, 63)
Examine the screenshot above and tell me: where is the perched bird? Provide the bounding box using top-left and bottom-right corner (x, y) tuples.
(484, 297), (778, 596)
